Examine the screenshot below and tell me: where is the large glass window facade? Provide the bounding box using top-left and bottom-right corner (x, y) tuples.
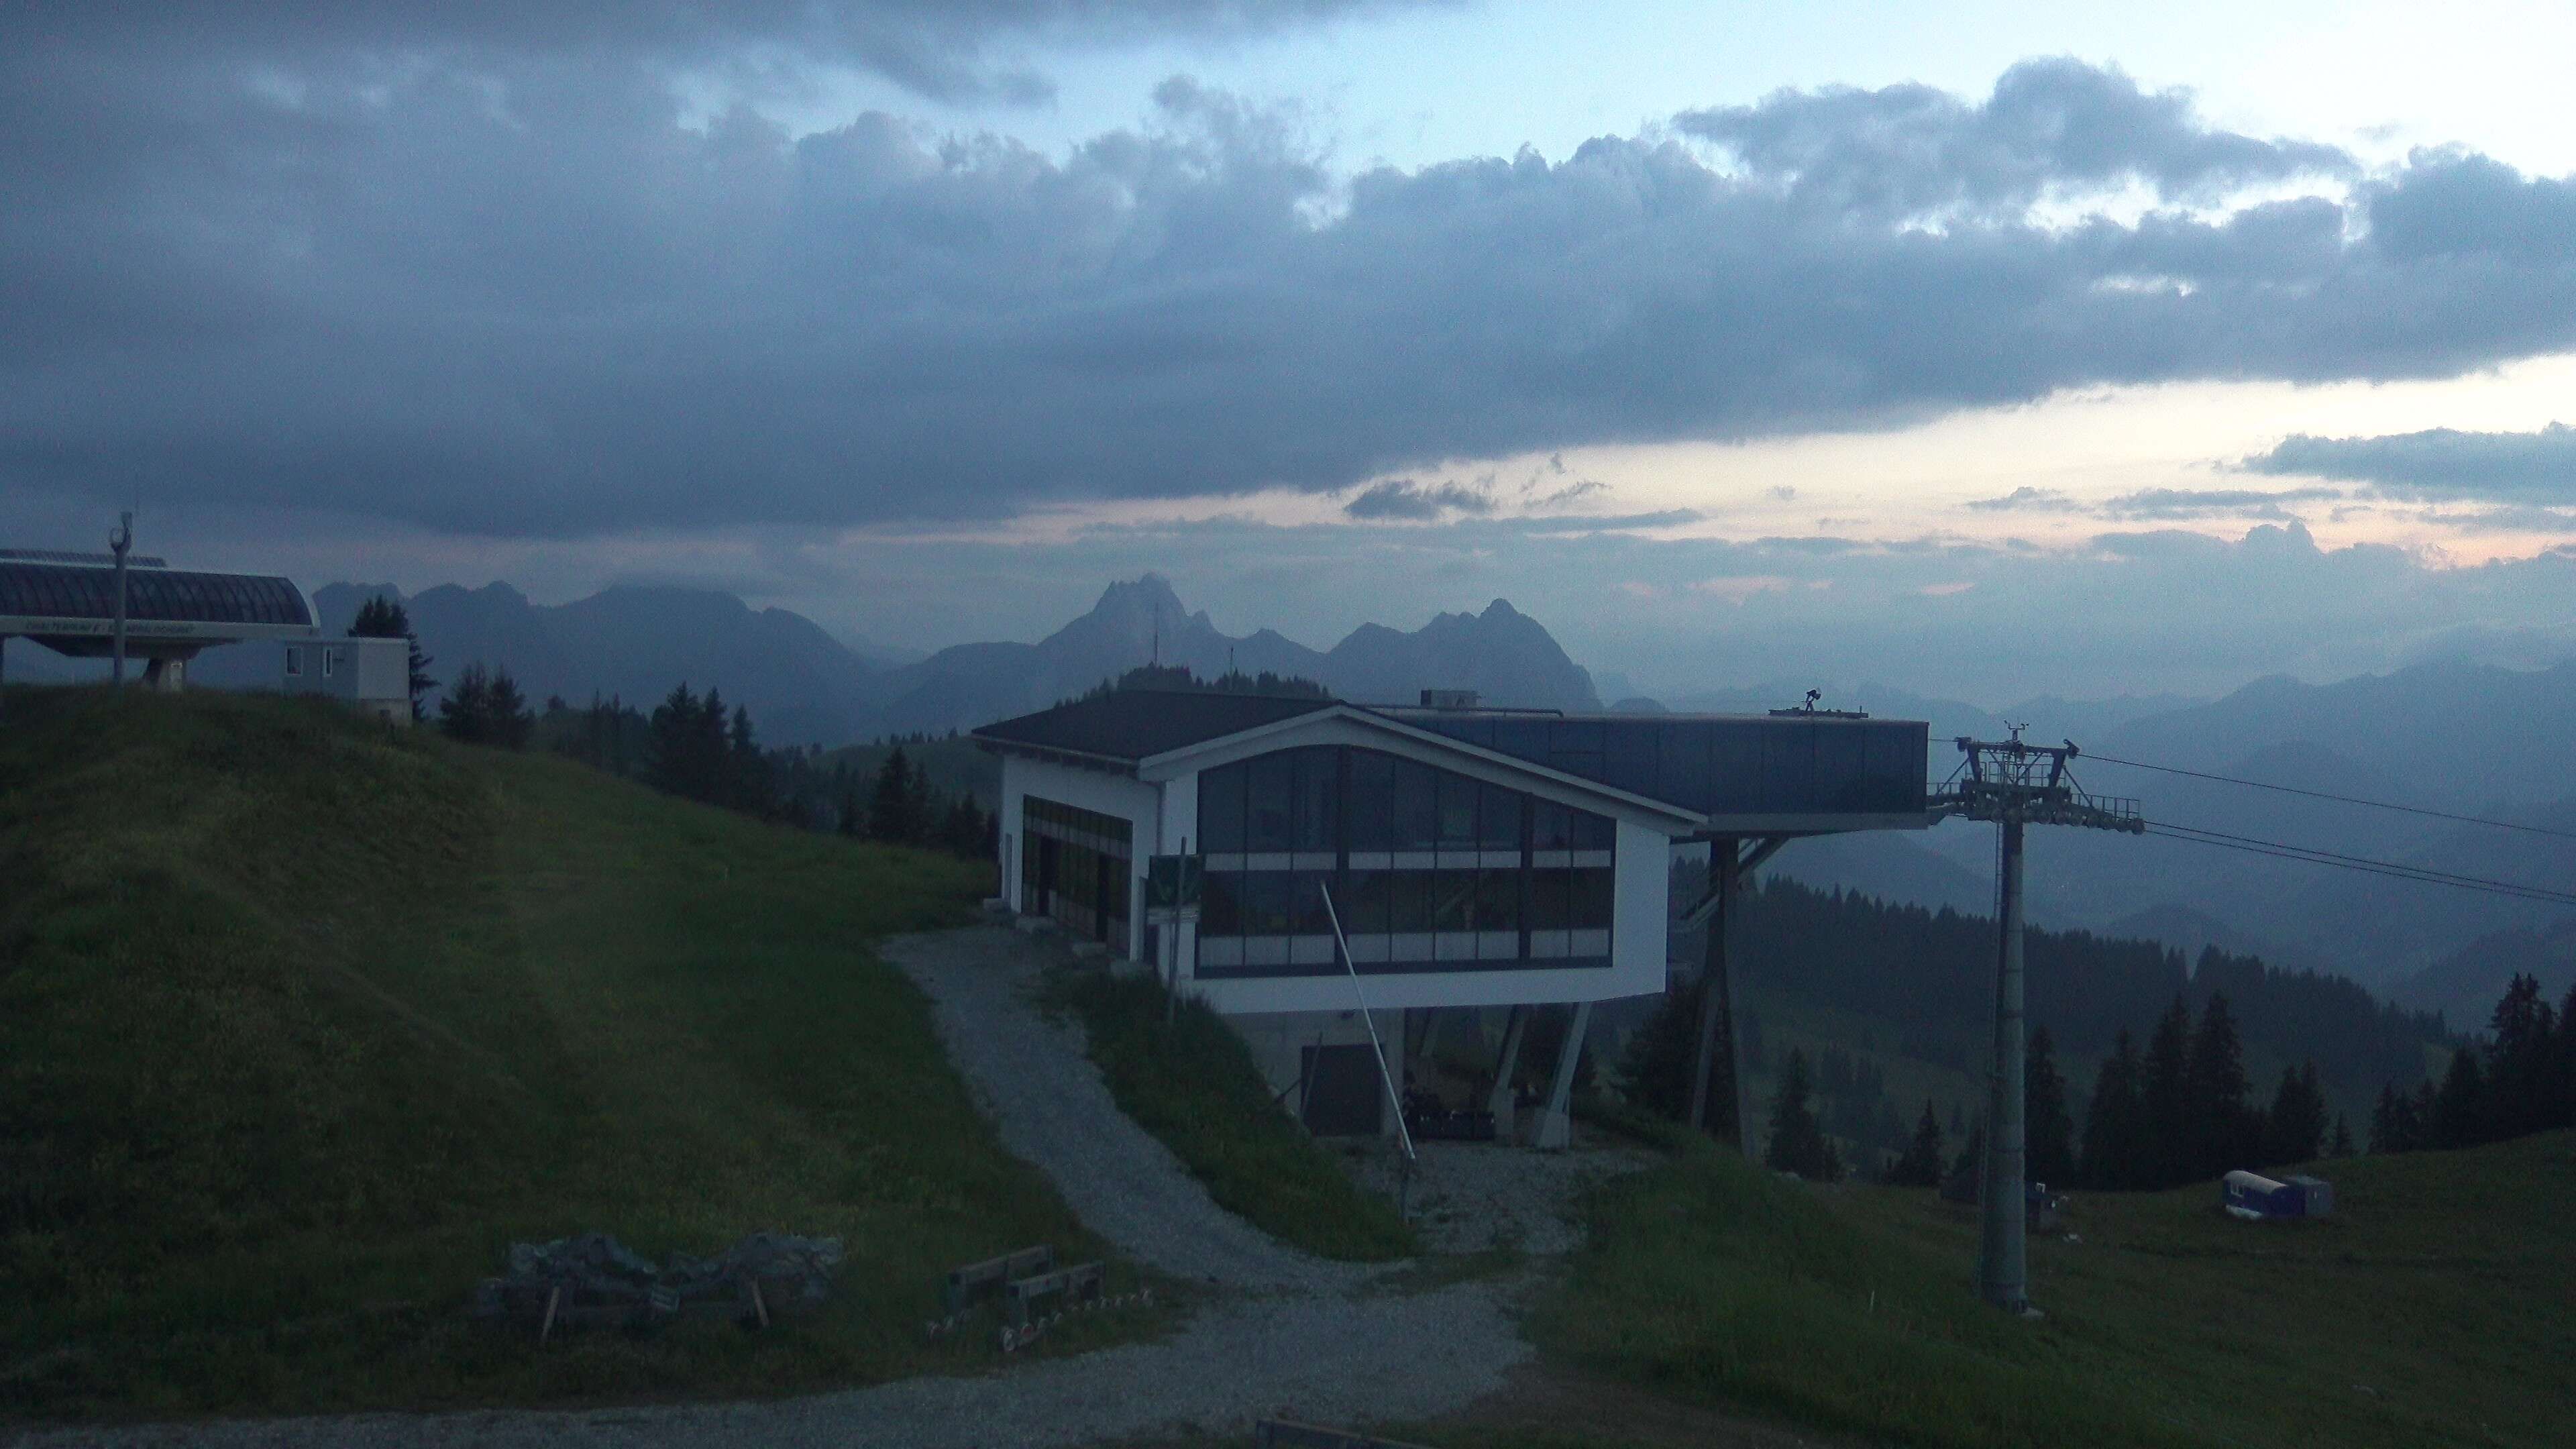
(1194, 747), (1615, 978)
(1406, 713), (1929, 817)
(1019, 796), (1134, 953)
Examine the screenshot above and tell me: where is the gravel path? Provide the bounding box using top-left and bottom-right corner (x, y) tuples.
(11, 926), (1627, 1449)
(884, 925), (1371, 1295)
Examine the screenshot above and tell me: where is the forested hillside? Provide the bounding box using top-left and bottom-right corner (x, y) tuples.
(1677, 865), (2450, 1108)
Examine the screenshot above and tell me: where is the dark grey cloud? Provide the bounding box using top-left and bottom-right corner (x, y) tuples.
(2100, 485), (2341, 519)
(3, 46), (2575, 539)
(2248, 423), (2576, 502)
(1342, 478), (1493, 519)
(8, 2), (1426, 103)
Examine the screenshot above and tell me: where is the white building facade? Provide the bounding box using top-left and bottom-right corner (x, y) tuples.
(977, 690), (1928, 1140)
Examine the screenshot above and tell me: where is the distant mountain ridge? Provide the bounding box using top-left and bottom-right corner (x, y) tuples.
(185, 572), (1601, 746)
(863, 574), (1601, 735)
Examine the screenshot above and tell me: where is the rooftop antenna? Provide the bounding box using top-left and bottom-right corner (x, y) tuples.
(1931, 729), (2141, 1317)
(108, 511), (133, 688)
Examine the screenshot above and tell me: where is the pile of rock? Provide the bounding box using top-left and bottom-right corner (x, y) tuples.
(474, 1232), (844, 1335)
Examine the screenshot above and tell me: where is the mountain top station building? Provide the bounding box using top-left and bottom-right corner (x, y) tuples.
(0, 547), (407, 720)
(0, 548), (320, 692)
(975, 688), (1930, 1144)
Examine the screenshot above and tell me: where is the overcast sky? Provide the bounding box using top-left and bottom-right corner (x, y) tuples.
(5, 1), (2574, 702)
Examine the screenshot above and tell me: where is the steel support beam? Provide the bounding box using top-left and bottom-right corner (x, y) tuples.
(1532, 1001), (1592, 1150)
(1487, 1004), (1527, 1142)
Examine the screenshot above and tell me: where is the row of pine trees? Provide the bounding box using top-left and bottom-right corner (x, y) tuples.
(419, 663), (996, 862)
(2368, 973), (2574, 1154)
(1632, 967), (2575, 1189)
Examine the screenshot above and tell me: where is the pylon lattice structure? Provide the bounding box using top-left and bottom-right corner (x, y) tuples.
(1929, 731), (2140, 1315)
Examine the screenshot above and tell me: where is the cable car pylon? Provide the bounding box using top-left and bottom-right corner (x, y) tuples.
(1929, 729), (2141, 1316)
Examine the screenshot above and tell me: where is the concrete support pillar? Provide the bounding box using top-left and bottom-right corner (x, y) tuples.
(1532, 1000), (1593, 1150)
(1979, 816), (2031, 1314)
(1688, 841), (1748, 1152)
(1488, 1004), (1527, 1142)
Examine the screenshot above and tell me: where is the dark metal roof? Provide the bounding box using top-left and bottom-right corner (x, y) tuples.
(1395, 709), (1929, 818)
(975, 690), (1336, 762)
(0, 561), (312, 627)
(977, 689), (1932, 824)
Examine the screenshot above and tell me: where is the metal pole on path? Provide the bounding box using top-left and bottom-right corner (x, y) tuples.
(1319, 882), (1415, 1214)
(109, 511), (133, 688)
(1977, 816), (2029, 1313)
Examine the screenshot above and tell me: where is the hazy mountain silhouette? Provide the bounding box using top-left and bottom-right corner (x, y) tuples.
(280, 581), (887, 747)
(864, 575), (1601, 734)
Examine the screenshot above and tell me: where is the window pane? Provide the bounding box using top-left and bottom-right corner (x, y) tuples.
(1436, 771), (1477, 848)
(1243, 871), (1293, 934)
(1475, 867), (1519, 932)
(1349, 869), (1392, 934)
(1199, 763), (1246, 855)
(1532, 800), (1571, 852)
(1392, 760), (1438, 851)
(1529, 868), (1570, 931)
(1432, 869), (1476, 933)
(1202, 871), (1242, 934)
(1246, 753), (1294, 852)
(1479, 782), (1522, 850)
(1572, 868), (1615, 928)
(1348, 750), (1395, 852)
(1293, 748), (1338, 853)
(1293, 870), (1334, 934)
(1388, 870), (1434, 932)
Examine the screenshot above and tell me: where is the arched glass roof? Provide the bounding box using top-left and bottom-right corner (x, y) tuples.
(0, 561), (312, 628)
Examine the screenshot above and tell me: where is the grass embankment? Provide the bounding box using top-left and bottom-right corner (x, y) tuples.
(1045, 969), (1415, 1263)
(0, 688), (1154, 1420)
(1533, 1131), (2576, 1449)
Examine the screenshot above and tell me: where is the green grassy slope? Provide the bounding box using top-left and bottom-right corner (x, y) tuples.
(1534, 1132), (2576, 1449)
(0, 688), (1148, 1419)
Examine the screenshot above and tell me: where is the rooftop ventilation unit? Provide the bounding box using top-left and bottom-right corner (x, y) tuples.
(1419, 688), (1479, 710)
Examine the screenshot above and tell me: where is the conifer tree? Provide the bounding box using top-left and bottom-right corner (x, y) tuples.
(485, 666), (533, 749)
(2186, 993), (2257, 1178)
(726, 704), (771, 816)
(2025, 1026), (2076, 1187)
(2328, 1114), (2355, 1158)
(2431, 1049), (2486, 1149)
(2369, 1081), (2413, 1154)
(2484, 974), (2556, 1140)
(2263, 1061), (2328, 1167)
(350, 595), (435, 720)
(869, 745), (926, 844)
(2082, 1030), (2147, 1189)
(1887, 1099), (1945, 1186)
(437, 663), (492, 743)
(2141, 996), (2194, 1185)
(1615, 973), (1705, 1124)
(1764, 1048), (1840, 1180)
